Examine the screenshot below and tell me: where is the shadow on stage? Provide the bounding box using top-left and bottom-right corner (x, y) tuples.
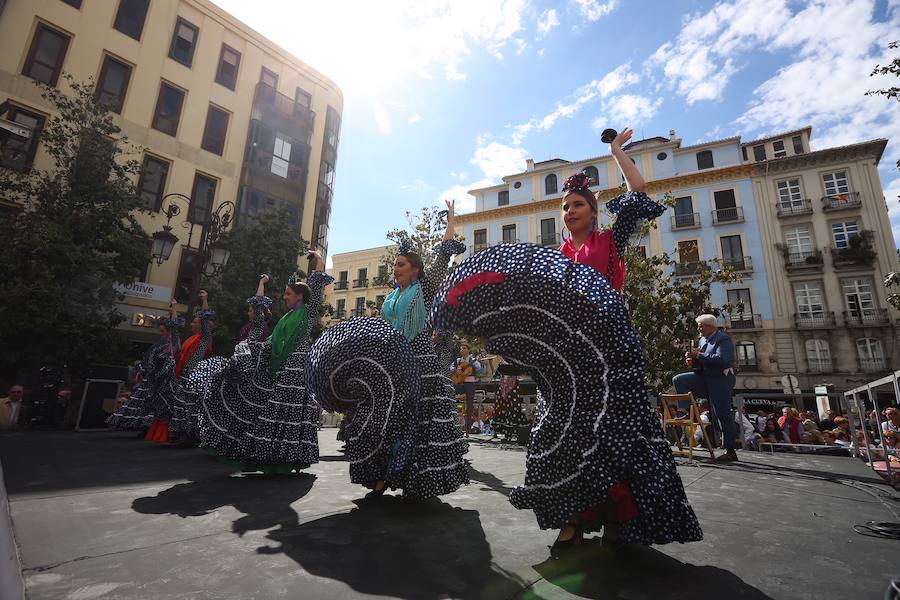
(131, 473), (315, 536)
(527, 541), (773, 600)
(256, 496), (529, 600)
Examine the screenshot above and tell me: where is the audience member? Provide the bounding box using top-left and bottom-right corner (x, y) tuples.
(0, 385), (26, 430)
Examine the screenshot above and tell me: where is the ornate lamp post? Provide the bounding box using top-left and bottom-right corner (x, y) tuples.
(150, 192), (235, 316)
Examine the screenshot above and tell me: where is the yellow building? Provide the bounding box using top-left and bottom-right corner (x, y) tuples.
(325, 245), (394, 322)
(0, 0), (342, 347)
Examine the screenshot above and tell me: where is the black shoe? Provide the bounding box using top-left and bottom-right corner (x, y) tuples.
(364, 486), (386, 501)
(550, 524), (582, 558)
(716, 450), (739, 463)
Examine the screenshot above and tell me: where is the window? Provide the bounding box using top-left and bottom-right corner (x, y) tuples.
(270, 134), (291, 178)
(794, 282), (824, 318)
(174, 248), (201, 303)
(377, 265), (388, 283)
(338, 271), (348, 283)
(831, 220), (859, 249)
(776, 178), (803, 211)
(696, 150), (714, 170)
(657, 152), (668, 161)
(540, 218), (556, 246)
(773, 140), (786, 158)
(151, 82), (185, 137)
(61, 0), (82, 8)
(784, 225), (813, 258)
(741, 146), (748, 161)
(736, 342), (757, 370)
(583, 165), (599, 185)
(215, 44), (241, 90)
(113, 0), (150, 40)
(295, 88), (312, 111)
(545, 174), (558, 195)
(168, 18), (199, 67)
(857, 338), (885, 371)
(753, 144), (766, 162)
(260, 67), (278, 89)
(355, 268), (368, 287)
(673, 196), (695, 227)
(842, 278), (876, 318)
(502, 224), (516, 243)
(354, 296), (366, 316)
(189, 172), (217, 224)
(0, 106), (46, 171)
(95, 55), (132, 114)
(201, 105), (229, 155)
(713, 189), (738, 221)
(822, 171), (850, 196)
(720, 235), (743, 260)
(136, 154), (169, 211)
(792, 135), (804, 154)
(22, 23), (70, 86)
(375, 295), (386, 308)
(474, 229), (487, 250)
(498, 190), (509, 206)
(335, 299), (345, 318)
(677, 240), (700, 263)
(805, 339), (832, 372)
(358, 268), (367, 279)
(726, 288), (753, 316)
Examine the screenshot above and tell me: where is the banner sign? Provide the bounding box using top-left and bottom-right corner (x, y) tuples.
(114, 282), (172, 302)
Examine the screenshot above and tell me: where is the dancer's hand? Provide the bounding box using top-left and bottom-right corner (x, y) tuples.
(610, 128), (634, 153)
(260, 274), (270, 284)
(443, 199), (456, 241)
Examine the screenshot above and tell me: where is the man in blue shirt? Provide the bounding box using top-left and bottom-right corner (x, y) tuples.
(672, 314), (738, 462)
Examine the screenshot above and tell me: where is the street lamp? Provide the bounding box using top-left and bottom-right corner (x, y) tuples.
(150, 192), (235, 316)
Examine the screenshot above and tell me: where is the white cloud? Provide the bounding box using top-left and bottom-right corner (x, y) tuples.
(537, 8), (560, 36)
(514, 39), (528, 55)
(408, 113), (422, 124)
(373, 104), (392, 136)
(470, 137), (529, 179)
(450, 171), (469, 181)
(537, 48), (545, 57)
(510, 62), (638, 144)
(439, 178), (494, 214)
(572, 0), (618, 21)
(400, 179), (433, 193)
(597, 94), (663, 128)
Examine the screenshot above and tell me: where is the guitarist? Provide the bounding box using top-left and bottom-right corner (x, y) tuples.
(451, 342), (484, 434)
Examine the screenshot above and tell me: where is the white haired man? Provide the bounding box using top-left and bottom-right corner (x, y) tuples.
(673, 314), (738, 462)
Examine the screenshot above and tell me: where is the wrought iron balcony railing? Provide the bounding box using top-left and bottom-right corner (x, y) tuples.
(844, 309), (890, 327)
(776, 198), (813, 217)
(712, 206), (744, 224)
(794, 311), (836, 329)
(821, 192), (861, 211)
(671, 212), (700, 230)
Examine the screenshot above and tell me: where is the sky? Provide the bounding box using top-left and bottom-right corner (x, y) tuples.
(210, 0), (900, 266)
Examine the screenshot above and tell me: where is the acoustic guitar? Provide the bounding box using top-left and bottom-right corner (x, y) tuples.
(452, 360), (475, 385)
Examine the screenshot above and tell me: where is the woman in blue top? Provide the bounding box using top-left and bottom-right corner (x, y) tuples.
(309, 200), (469, 500)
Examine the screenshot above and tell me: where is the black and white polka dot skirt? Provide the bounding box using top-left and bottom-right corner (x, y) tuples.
(431, 244), (702, 545)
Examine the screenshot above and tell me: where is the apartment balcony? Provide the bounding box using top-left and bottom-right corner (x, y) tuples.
(722, 256), (753, 273)
(498, 238), (520, 245)
(738, 360), (760, 373)
(859, 357), (888, 374)
(724, 313), (762, 331)
(350, 308), (367, 318)
(537, 233), (561, 247)
(674, 261), (704, 277)
(794, 311), (836, 329)
(335, 309), (346, 319)
(671, 212), (701, 230)
(470, 243), (489, 254)
(844, 309), (890, 327)
(352, 278), (369, 288)
(776, 199), (813, 217)
(806, 358), (833, 374)
(712, 206), (744, 225)
(334, 280), (349, 291)
(821, 192), (861, 212)
(830, 232), (876, 269)
(244, 145), (310, 185)
(782, 248), (824, 273)
(372, 274), (391, 287)
(252, 83), (315, 141)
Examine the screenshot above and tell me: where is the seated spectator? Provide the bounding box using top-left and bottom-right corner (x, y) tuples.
(802, 419), (825, 444)
(822, 431), (838, 446)
(754, 410), (769, 434)
(804, 410), (819, 424)
(833, 416), (851, 436)
(881, 407), (900, 434)
(819, 409), (837, 431)
(735, 410), (760, 450)
(760, 417), (790, 449)
(778, 407), (804, 444)
(0, 385), (26, 430)
(834, 429), (852, 447)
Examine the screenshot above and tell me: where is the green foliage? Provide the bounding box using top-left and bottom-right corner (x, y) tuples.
(0, 75), (149, 377)
(865, 41), (900, 103)
(379, 205), (464, 280)
(201, 209), (308, 355)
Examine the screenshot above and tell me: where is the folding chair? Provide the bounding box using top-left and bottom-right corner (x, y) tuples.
(660, 392), (715, 462)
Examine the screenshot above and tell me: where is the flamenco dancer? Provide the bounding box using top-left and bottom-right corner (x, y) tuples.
(147, 291), (216, 443)
(107, 300), (183, 432)
(308, 200), (469, 500)
(199, 254), (332, 474)
(431, 127), (702, 554)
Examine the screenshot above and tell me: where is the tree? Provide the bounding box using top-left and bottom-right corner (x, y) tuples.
(378, 205), (464, 282)
(0, 75), (149, 380)
(201, 209), (308, 355)
(615, 197), (741, 397)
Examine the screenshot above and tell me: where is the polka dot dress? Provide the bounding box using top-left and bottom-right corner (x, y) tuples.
(167, 312), (217, 439)
(107, 337), (175, 430)
(198, 272), (334, 470)
(307, 239), (470, 498)
(492, 376), (527, 438)
(431, 241), (703, 545)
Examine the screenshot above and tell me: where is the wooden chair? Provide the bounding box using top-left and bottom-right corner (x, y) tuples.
(660, 392), (715, 462)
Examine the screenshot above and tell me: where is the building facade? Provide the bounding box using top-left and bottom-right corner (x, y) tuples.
(460, 126), (898, 396)
(0, 0), (342, 348)
(324, 245), (394, 322)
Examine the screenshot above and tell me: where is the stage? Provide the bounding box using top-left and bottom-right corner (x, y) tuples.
(1, 430), (897, 599)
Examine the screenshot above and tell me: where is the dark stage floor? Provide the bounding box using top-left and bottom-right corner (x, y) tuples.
(1, 430), (898, 599)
